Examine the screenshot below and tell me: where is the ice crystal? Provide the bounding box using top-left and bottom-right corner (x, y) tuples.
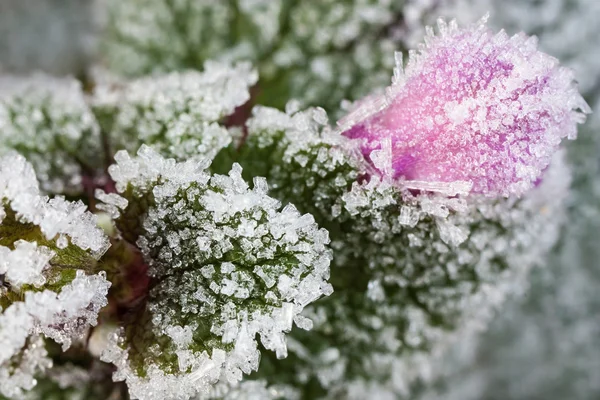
(0, 336), (51, 399)
(241, 105), (361, 220)
(0, 2), (592, 398)
(0, 74), (102, 195)
(100, 146), (332, 400)
(93, 62), (257, 162)
(339, 18), (590, 197)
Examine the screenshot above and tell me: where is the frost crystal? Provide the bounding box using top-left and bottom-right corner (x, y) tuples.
(100, 146), (332, 399)
(0, 2), (591, 398)
(0, 74), (102, 195)
(94, 62), (257, 161)
(242, 105), (362, 221)
(339, 18), (590, 197)
(444, 0), (600, 95)
(0, 336), (51, 399)
(0, 241), (55, 288)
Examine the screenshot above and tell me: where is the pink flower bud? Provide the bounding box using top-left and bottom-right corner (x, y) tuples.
(338, 17), (590, 197)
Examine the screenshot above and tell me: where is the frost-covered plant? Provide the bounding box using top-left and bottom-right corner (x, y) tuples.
(0, 9), (591, 400)
(413, 98), (600, 400)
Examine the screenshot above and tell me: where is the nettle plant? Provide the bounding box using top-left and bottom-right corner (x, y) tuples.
(0, 14), (590, 400)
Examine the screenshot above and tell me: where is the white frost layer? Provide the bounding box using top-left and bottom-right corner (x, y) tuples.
(0, 336), (51, 399)
(107, 145), (210, 195)
(0, 152), (110, 258)
(121, 62), (257, 123)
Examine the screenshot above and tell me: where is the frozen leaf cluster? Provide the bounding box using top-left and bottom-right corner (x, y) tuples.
(99, 146), (332, 400)
(414, 100), (600, 400)
(0, 4), (590, 399)
(0, 271), (110, 376)
(231, 21), (584, 396)
(0, 75), (102, 195)
(0, 152), (110, 259)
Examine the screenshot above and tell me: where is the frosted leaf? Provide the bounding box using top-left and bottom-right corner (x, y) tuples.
(93, 62), (257, 161)
(0, 74), (102, 195)
(414, 102), (600, 400)
(237, 96), (574, 397)
(102, 147), (332, 399)
(0, 153), (110, 258)
(102, 0), (441, 114)
(108, 145), (211, 195)
(0, 271), (110, 362)
(0, 152), (112, 397)
(339, 18), (590, 197)
(0, 271), (110, 397)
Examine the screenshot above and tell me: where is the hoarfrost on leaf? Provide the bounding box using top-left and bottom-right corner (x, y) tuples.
(94, 62), (258, 162)
(102, 0), (426, 113)
(339, 18), (590, 197)
(0, 153), (112, 397)
(0, 241), (55, 289)
(0, 272), (111, 397)
(238, 70), (576, 396)
(0, 152), (110, 258)
(100, 147), (332, 400)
